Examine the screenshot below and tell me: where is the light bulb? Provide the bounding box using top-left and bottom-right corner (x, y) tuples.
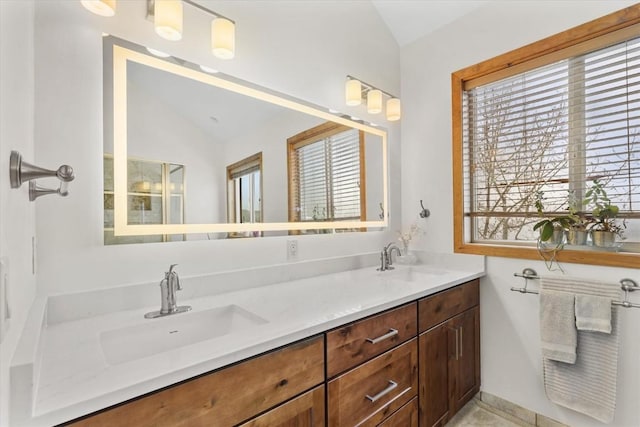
(345, 79), (362, 106)
(154, 0), (183, 41)
(212, 18), (235, 59)
(367, 89), (382, 114)
(386, 98), (401, 121)
(81, 0), (116, 17)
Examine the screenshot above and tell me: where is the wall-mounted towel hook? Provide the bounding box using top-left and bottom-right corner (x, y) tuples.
(419, 200), (430, 218)
(9, 151), (75, 201)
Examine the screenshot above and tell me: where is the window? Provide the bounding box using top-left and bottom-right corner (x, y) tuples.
(288, 122), (365, 227)
(104, 155), (185, 244)
(452, 7), (640, 267)
(226, 153), (262, 235)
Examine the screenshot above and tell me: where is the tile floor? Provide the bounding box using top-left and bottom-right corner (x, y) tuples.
(448, 400), (524, 427)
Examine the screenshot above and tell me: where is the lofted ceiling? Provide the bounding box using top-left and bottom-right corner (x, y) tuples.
(371, 0), (489, 47)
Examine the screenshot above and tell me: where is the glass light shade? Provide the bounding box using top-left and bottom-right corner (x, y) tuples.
(367, 89), (383, 114)
(386, 98), (401, 121)
(345, 79), (362, 106)
(154, 0), (183, 41)
(211, 18), (235, 59)
(81, 0), (116, 17)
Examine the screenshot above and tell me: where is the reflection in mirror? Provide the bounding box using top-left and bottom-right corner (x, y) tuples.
(104, 37), (387, 242)
(104, 155), (186, 244)
(226, 152), (263, 238)
(287, 122), (383, 234)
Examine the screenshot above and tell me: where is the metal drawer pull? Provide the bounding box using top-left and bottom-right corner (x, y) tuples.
(365, 380), (398, 403)
(366, 328), (398, 344)
(459, 326), (463, 359)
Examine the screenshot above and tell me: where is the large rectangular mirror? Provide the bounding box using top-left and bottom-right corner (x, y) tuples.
(104, 38), (388, 241)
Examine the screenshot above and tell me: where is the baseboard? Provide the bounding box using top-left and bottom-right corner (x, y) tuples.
(477, 392), (569, 427)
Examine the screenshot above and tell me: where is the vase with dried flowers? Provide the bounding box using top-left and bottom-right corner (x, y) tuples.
(396, 223), (422, 264)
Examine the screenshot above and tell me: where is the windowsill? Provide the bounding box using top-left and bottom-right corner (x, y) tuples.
(454, 241), (640, 268)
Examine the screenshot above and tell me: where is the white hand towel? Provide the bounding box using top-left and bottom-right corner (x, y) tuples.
(575, 294), (612, 333)
(540, 276), (622, 423)
(539, 288), (577, 364)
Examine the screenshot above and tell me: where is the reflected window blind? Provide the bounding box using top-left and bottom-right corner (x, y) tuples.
(463, 36), (640, 242)
(290, 128), (362, 221)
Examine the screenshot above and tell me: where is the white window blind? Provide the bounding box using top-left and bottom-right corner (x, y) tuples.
(290, 128), (362, 221)
(463, 36), (640, 242)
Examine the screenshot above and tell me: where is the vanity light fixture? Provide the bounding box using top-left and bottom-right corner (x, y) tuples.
(81, 0), (116, 17)
(82, 0), (236, 60)
(149, 0), (236, 60)
(345, 75), (401, 121)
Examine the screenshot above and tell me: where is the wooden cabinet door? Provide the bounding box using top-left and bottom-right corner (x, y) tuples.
(239, 385), (325, 427)
(451, 306), (480, 412)
(419, 305), (480, 427)
(418, 321), (453, 427)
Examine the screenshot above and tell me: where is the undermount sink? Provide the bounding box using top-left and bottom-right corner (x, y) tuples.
(100, 305), (268, 365)
(384, 265), (450, 282)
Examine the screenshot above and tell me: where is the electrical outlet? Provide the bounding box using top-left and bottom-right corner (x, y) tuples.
(0, 257), (10, 344)
(287, 240), (298, 261)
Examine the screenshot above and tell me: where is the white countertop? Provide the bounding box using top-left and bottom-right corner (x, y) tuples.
(11, 257), (484, 426)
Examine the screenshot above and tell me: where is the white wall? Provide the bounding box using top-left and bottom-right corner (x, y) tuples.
(0, 1), (36, 425)
(127, 83), (225, 224)
(223, 109), (323, 224)
(32, 0), (401, 295)
(401, 1), (640, 426)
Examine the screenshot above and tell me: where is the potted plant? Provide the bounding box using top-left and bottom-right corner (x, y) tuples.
(566, 190), (590, 245)
(533, 191), (572, 245)
(583, 179), (625, 247)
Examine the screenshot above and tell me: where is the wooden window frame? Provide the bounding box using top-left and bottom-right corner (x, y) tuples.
(287, 121), (367, 224)
(226, 152), (263, 235)
(452, 5), (640, 268)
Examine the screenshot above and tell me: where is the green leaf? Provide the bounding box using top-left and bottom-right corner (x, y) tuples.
(540, 223), (554, 241)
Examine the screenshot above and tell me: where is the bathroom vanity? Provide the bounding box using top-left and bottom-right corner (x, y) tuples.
(10, 257), (483, 426)
(63, 278), (480, 427)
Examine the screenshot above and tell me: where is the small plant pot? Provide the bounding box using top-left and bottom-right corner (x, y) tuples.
(550, 227), (565, 245)
(567, 229), (588, 245)
(591, 230), (616, 247)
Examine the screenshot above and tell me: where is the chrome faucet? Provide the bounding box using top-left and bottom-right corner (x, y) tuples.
(378, 242), (402, 271)
(144, 264), (192, 319)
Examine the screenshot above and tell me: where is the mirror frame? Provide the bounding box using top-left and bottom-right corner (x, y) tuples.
(111, 44), (388, 236)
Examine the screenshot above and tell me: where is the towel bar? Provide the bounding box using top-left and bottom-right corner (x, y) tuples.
(511, 268), (640, 309)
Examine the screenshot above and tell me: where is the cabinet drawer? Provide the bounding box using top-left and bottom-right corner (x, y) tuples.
(378, 397), (418, 427)
(328, 338), (418, 427)
(68, 336), (324, 427)
(327, 303), (417, 378)
(419, 280), (479, 332)
(239, 385), (325, 427)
